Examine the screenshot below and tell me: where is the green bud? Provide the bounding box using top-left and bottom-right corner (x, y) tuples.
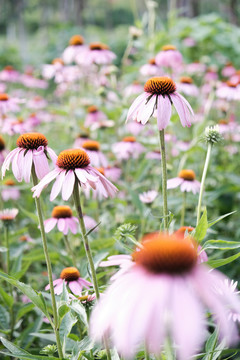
(204, 125), (222, 145)
(40, 344), (57, 356)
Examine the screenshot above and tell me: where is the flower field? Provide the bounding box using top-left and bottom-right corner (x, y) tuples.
(0, 2), (240, 360)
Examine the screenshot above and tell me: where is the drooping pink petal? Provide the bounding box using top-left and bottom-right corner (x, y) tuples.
(167, 177), (183, 189)
(171, 93), (192, 127)
(137, 95), (156, 125)
(157, 95), (172, 130)
(12, 149), (24, 182)
(46, 146), (58, 164)
(67, 218), (78, 234)
(171, 276), (206, 360)
(22, 149), (33, 183)
(68, 280), (83, 295)
(62, 170), (75, 200)
(127, 93), (148, 121)
(32, 168), (61, 198)
(44, 218), (58, 233)
(75, 168), (88, 184)
(45, 278), (62, 291)
(57, 218), (66, 232)
(78, 278), (92, 288)
(50, 170), (66, 201)
(33, 146), (49, 179)
(1, 147), (19, 178)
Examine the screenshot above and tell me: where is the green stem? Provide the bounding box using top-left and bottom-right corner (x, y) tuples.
(145, 344), (150, 360)
(31, 168), (63, 359)
(196, 143), (212, 225)
(180, 191), (186, 227)
(4, 226), (10, 274)
(159, 130), (168, 230)
(63, 234), (77, 267)
(72, 180), (112, 360)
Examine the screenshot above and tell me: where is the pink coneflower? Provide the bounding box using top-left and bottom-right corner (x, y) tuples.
(167, 169), (200, 194)
(83, 215), (98, 231)
(85, 106), (107, 128)
(76, 42), (116, 66)
(0, 65), (20, 82)
(42, 58), (64, 81)
(185, 62), (206, 75)
(27, 96), (47, 109)
(112, 136), (145, 161)
(45, 267), (92, 296)
(44, 206), (78, 235)
(126, 120), (145, 136)
(140, 58), (162, 77)
(2, 133), (57, 183)
(2, 179), (20, 201)
(127, 77), (194, 130)
(0, 93), (20, 114)
(139, 190), (158, 204)
(0, 208), (18, 222)
(19, 235), (34, 243)
(73, 134), (90, 148)
(20, 72), (48, 89)
(146, 149), (161, 160)
(62, 35), (86, 64)
(216, 81), (240, 101)
(104, 166), (122, 182)
(1, 116), (28, 135)
(91, 232), (240, 360)
(32, 149), (118, 200)
(177, 76), (199, 97)
(100, 254), (134, 281)
(81, 140), (108, 168)
(221, 62), (236, 78)
(124, 81), (143, 98)
(182, 37), (196, 47)
(0, 135), (7, 165)
(155, 45), (183, 70)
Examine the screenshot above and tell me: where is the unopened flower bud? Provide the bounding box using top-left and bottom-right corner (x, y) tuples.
(204, 125), (222, 145)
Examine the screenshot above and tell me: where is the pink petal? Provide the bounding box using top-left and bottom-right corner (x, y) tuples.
(167, 177), (183, 189)
(68, 280), (83, 295)
(137, 95), (156, 125)
(62, 170), (75, 201)
(23, 150), (33, 183)
(127, 93), (148, 121)
(33, 146), (49, 179)
(46, 146), (57, 164)
(66, 218), (78, 234)
(57, 218), (66, 232)
(12, 149), (24, 182)
(171, 93), (192, 127)
(157, 95), (172, 130)
(44, 218), (58, 233)
(1, 147), (19, 178)
(50, 170), (66, 201)
(32, 168), (60, 198)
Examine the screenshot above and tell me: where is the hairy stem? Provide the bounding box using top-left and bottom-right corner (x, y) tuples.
(159, 130), (168, 230)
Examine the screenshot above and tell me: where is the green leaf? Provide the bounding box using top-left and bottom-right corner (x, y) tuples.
(71, 336), (94, 359)
(0, 286), (14, 307)
(58, 304), (70, 319)
(0, 271), (50, 321)
(208, 211), (237, 228)
(0, 337), (59, 359)
(0, 305), (10, 329)
(203, 240), (240, 250)
(69, 301), (88, 326)
(16, 303), (35, 322)
(207, 252), (240, 268)
(194, 209), (208, 242)
(18, 206), (38, 222)
(93, 251), (109, 270)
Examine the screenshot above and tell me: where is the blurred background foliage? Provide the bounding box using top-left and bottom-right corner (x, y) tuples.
(0, 0), (240, 68)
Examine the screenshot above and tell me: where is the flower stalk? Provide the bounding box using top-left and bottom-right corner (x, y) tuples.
(31, 168), (63, 359)
(159, 130), (168, 230)
(181, 191), (187, 227)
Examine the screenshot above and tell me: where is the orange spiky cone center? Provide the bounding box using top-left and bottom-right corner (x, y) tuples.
(52, 206), (73, 218)
(17, 133), (48, 150)
(144, 77), (176, 95)
(60, 267), (80, 281)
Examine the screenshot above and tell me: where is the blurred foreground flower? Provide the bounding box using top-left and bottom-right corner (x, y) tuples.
(44, 205), (78, 235)
(91, 232), (240, 359)
(32, 149), (118, 200)
(45, 267), (92, 296)
(2, 133), (57, 182)
(2, 179), (20, 201)
(127, 76), (194, 130)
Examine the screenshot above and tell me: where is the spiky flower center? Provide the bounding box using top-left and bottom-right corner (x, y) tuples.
(148, 58), (156, 65)
(89, 42), (109, 51)
(180, 76), (193, 84)
(0, 93), (9, 101)
(17, 133), (48, 150)
(69, 35), (84, 46)
(122, 136), (136, 143)
(57, 149), (90, 170)
(20, 236), (28, 242)
(52, 58), (64, 65)
(60, 267), (80, 281)
(87, 105), (98, 113)
(162, 44), (177, 51)
(82, 140), (100, 151)
(133, 233), (197, 274)
(0, 135), (5, 151)
(4, 179), (15, 186)
(178, 169), (196, 181)
(144, 77), (176, 95)
(52, 206), (72, 219)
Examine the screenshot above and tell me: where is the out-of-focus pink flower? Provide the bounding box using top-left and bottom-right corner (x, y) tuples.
(44, 205), (78, 235)
(124, 82), (143, 98)
(126, 120), (145, 136)
(112, 136), (145, 160)
(0, 208), (18, 221)
(19, 235), (34, 243)
(104, 166), (122, 182)
(45, 267), (92, 296)
(91, 232), (240, 360)
(100, 254), (134, 281)
(221, 63), (236, 78)
(42, 58), (64, 81)
(139, 190), (158, 204)
(0, 83), (6, 93)
(167, 169), (200, 194)
(183, 37), (196, 47)
(127, 77), (194, 130)
(1, 116), (29, 135)
(2, 132), (57, 183)
(155, 45), (182, 70)
(27, 96), (47, 109)
(215, 279), (240, 323)
(0, 93), (21, 114)
(85, 105), (107, 128)
(83, 215), (98, 231)
(146, 150), (161, 160)
(81, 140), (108, 168)
(177, 76), (199, 97)
(32, 149), (118, 200)
(216, 81), (240, 101)
(20, 69), (48, 89)
(76, 42), (116, 66)
(185, 62), (206, 75)
(0, 135), (8, 165)
(140, 58), (162, 77)
(0, 66), (20, 82)
(2, 179), (20, 201)
(74, 135), (90, 148)
(62, 35), (87, 64)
